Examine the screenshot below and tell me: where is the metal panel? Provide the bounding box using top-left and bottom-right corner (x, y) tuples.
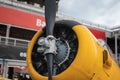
(0, 45), (27, 60)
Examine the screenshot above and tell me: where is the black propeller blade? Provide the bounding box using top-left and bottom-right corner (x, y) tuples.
(45, 0), (56, 36)
(46, 54), (54, 80)
(44, 0), (56, 80)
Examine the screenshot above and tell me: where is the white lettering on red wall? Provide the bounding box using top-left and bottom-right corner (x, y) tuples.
(36, 19), (46, 28)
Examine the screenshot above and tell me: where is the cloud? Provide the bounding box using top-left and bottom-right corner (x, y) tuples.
(58, 0), (120, 28)
(93, 2), (120, 27)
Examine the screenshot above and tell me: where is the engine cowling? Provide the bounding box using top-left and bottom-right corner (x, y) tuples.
(26, 20), (120, 80)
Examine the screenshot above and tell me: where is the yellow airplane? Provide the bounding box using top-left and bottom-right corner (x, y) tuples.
(26, 0), (120, 80)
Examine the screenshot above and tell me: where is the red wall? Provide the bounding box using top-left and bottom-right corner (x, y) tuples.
(0, 6), (105, 40)
(89, 28), (105, 40)
(0, 6), (45, 30)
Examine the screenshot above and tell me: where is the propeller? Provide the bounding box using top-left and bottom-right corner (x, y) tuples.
(44, 0), (56, 80)
(45, 0), (56, 35)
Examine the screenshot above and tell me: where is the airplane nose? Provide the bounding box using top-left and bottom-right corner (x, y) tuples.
(27, 20), (98, 80)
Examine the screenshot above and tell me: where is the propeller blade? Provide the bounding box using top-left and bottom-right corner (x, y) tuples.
(46, 54), (54, 80)
(45, 0), (56, 35)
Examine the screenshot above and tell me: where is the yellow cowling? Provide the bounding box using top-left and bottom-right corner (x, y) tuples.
(26, 24), (120, 80)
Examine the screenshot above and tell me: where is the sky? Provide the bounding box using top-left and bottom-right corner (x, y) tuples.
(58, 0), (120, 28)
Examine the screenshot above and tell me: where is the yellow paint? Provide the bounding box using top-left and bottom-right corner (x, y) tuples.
(26, 24), (120, 80)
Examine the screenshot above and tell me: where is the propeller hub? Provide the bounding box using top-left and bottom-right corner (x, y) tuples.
(37, 35), (57, 55)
